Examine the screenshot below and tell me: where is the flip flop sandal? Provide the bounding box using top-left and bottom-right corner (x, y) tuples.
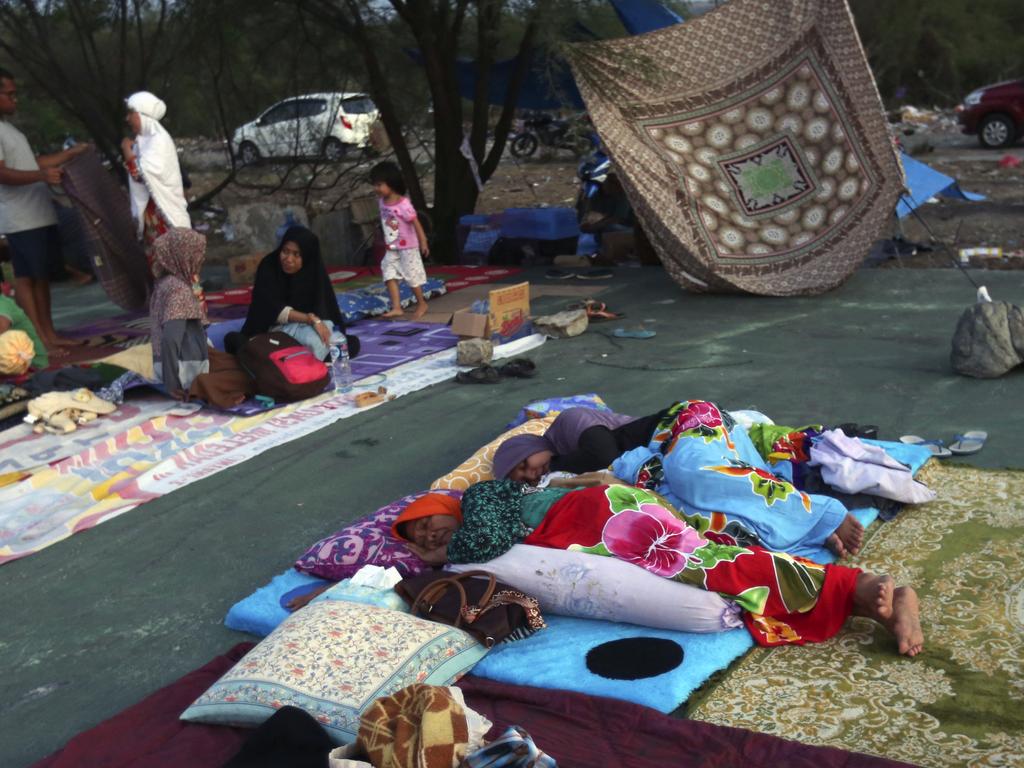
(949, 430), (987, 455)
(899, 435), (953, 458)
(586, 305), (625, 322)
(611, 327), (656, 339)
(576, 268), (615, 280)
(455, 365), (501, 384)
(545, 268), (576, 279)
(498, 358), (537, 378)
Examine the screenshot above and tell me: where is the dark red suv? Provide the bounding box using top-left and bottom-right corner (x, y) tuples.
(957, 79), (1024, 148)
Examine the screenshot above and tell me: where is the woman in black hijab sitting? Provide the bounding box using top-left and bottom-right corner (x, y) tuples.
(226, 226), (359, 359)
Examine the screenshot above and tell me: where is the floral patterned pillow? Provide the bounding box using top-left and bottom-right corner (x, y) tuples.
(180, 600), (487, 743)
(293, 489), (462, 581)
(430, 417), (556, 492)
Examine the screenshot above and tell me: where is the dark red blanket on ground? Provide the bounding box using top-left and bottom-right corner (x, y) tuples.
(458, 675), (917, 768)
(32, 644), (253, 768)
(34, 645), (917, 768)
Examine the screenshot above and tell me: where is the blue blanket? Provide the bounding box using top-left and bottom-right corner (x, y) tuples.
(471, 615), (754, 713)
(224, 568), (327, 637)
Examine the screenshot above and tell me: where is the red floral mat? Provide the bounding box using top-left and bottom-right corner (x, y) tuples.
(204, 265), (521, 306)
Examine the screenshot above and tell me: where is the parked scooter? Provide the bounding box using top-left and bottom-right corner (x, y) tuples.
(509, 112), (596, 159)
(575, 146), (612, 221)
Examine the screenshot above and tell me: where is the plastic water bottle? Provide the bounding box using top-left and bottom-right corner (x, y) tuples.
(329, 333), (353, 393)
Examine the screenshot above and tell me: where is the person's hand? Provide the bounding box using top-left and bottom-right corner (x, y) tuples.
(406, 542), (449, 565)
(315, 321), (330, 346)
(420, 241), (430, 258)
(41, 167), (63, 185)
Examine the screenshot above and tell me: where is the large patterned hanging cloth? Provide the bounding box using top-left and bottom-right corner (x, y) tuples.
(568, 0), (904, 296)
(61, 148), (152, 310)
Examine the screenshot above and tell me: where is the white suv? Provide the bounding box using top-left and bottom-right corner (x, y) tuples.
(232, 92), (379, 164)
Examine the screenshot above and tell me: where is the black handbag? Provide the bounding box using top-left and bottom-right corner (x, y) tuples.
(395, 570), (545, 648)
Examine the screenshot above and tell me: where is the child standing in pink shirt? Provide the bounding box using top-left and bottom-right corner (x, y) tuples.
(370, 161), (430, 320)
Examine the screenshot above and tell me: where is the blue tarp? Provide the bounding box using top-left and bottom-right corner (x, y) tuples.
(897, 152), (985, 218)
(406, 0), (684, 110)
(610, 0), (683, 35)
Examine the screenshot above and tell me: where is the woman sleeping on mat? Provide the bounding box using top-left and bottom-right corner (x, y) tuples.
(492, 401), (865, 560)
(389, 485), (924, 656)
(225, 226), (360, 362)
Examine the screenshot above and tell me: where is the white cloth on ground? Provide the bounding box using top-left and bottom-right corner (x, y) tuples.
(809, 429), (936, 504)
(124, 91), (190, 236)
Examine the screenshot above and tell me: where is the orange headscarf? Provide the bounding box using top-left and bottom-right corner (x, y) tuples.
(391, 494), (463, 541)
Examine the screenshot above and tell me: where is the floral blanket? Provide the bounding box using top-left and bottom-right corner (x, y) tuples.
(613, 400), (848, 560)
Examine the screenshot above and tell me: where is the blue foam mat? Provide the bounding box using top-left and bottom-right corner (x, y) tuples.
(471, 614), (754, 713)
(224, 568), (328, 637)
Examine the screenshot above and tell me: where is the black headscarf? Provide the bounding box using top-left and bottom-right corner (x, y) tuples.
(242, 226), (342, 332)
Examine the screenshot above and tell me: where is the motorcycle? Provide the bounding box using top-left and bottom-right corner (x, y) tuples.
(509, 112), (596, 159)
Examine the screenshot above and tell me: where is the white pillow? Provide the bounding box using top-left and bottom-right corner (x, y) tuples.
(448, 544), (742, 633)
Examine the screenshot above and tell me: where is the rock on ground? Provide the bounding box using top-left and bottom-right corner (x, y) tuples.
(951, 300), (1024, 378)
(532, 309), (589, 339)
(456, 338), (493, 366)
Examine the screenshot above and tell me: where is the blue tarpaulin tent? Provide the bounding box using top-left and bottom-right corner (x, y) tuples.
(408, 1), (684, 109)
(610, 0), (683, 35)
(897, 152), (985, 218)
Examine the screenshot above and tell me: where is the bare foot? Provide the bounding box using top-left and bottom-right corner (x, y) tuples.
(45, 343), (69, 359)
(380, 309), (404, 320)
(834, 513), (864, 556)
(888, 586), (925, 657)
(852, 572), (894, 622)
(826, 532), (847, 559)
(412, 301), (428, 320)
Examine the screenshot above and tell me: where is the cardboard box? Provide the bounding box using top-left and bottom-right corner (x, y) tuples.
(228, 253), (262, 285)
(450, 308), (489, 338)
(488, 281), (531, 344)
(450, 281), (532, 344)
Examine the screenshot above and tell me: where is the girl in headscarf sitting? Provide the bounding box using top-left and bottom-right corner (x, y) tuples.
(122, 91), (191, 271)
(149, 228), (209, 398)
(231, 226), (359, 361)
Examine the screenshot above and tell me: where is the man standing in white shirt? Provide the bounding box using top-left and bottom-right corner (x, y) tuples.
(0, 67), (89, 354)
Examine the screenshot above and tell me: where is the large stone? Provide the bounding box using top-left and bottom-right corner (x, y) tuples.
(951, 300), (1024, 378)
(456, 338), (493, 366)
(311, 210), (356, 266)
(227, 203), (309, 253)
(532, 309), (589, 339)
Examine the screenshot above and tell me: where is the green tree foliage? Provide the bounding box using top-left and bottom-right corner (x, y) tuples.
(851, 0), (1024, 106)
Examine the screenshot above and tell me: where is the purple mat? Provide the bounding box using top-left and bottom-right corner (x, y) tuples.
(348, 319), (458, 379)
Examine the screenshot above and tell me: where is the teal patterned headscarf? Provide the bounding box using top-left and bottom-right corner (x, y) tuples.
(447, 480), (527, 564)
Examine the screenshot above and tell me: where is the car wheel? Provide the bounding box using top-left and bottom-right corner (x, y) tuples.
(323, 138), (348, 161)
(238, 141), (260, 165)
(979, 113), (1015, 149)
(510, 134), (538, 158)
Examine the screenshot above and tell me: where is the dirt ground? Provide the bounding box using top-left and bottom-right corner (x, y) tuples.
(179, 120), (1023, 270)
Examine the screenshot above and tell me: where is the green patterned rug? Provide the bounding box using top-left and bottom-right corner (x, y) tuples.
(689, 462), (1024, 767)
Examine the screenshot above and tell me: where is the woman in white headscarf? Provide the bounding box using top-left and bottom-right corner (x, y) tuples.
(121, 91), (191, 272)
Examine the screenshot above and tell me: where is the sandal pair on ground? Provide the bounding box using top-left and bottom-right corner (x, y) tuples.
(455, 358), (536, 384)
(546, 268), (615, 280)
(900, 431), (988, 457)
